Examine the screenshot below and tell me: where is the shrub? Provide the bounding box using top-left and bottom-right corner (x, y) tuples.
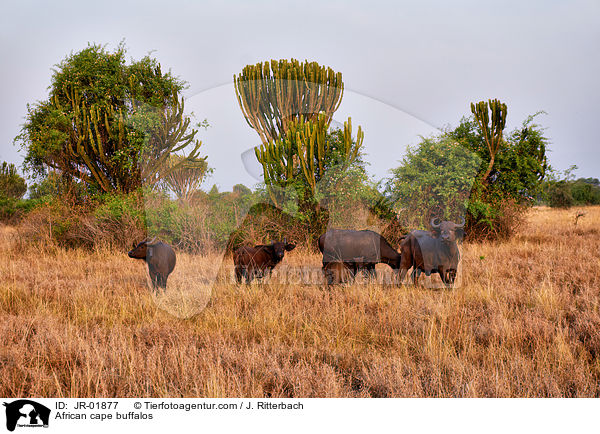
(386, 137), (481, 229)
(387, 110), (549, 241)
(0, 197), (47, 223)
(0, 162), (27, 199)
(571, 179), (600, 205)
(546, 181), (575, 208)
(541, 170), (600, 208)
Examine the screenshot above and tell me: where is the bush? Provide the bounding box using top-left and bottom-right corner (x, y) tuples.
(0, 197), (47, 223)
(387, 110), (549, 241)
(542, 173), (600, 208)
(571, 179), (600, 205)
(386, 137), (480, 229)
(15, 193), (145, 250)
(546, 181), (575, 208)
(0, 162), (27, 199)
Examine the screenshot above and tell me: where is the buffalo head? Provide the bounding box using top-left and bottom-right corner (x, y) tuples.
(430, 218), (465, 244)
(128, 237), (158, 259)
(267, 238), (296, 259)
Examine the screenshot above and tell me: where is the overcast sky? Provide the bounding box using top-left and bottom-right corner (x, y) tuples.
(1, 0), (598, 190)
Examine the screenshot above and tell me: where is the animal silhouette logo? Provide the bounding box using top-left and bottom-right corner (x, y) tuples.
(3, 400), (50, 431)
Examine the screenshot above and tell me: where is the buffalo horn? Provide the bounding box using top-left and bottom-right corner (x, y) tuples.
(455, 217), (465, 228)
(430, 218), (441, 229)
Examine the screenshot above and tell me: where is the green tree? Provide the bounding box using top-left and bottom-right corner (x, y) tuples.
(236, 59), (372, 240)
(388, 105), (549, 240)
(386, 137), (481, 228)
(0, 162), (27, 199)
(571, 178), (600, 205)
(16, 43), (205, 195)
(542, 167), (600, 207)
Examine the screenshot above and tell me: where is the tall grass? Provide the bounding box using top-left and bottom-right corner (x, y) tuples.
(0, 206), (599, 397)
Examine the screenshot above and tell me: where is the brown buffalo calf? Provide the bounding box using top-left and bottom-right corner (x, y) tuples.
(233, 240), (296, 284)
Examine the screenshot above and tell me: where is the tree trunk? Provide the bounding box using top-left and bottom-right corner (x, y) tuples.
(482, 154), (495, 185)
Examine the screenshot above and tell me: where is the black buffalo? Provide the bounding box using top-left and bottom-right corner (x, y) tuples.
(399, 218), (464, 287)
(128, 238), (176, 290)
(233, 240), (296, 284)
(318, 229), (401, 284)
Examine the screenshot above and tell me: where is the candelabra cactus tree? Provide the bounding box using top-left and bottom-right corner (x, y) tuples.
(234, 59), (344, 144)
(470, 99), (508, 184)
(255, 113), (363, 209)
(162, 153), (210, 202)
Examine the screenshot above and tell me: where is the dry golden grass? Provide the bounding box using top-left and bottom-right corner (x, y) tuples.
(1, 206), (599, 397)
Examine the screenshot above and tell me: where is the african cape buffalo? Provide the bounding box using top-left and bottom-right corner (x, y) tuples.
(128, 238), (176, 290)
(318, 229), (401, 284)
(399, 218), (464, 287)
(234, 240), (296, 284)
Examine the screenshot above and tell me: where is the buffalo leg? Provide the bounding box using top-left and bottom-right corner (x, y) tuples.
(235, 266), (243, 284)
(439, 268), (448, 286)
(437, 267), (451, 288)
(445, 269), (457, 288)
(324, 263), (339, 286)
(411, 268), (422, 286)
(365, 264), (377, 281)
(399, 268), (408, 286)
(324, 265), (334, 286)
(149, 268), (160, 290)
(348, 263), (357, 283)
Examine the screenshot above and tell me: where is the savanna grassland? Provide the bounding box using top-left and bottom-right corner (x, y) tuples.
(1, 206), (599, 397)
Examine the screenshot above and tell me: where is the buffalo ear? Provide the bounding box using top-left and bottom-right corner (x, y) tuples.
(285, 243), (296, 251)
(455, 228), (465, 240)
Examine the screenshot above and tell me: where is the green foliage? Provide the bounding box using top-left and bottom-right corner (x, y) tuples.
(571, 179), (600, 204)
(234, 59), (344, 144)
(0, 197), (46, 222)
(386, 137), (481, 228)
(16, 43), (205, 195)
(94, 192), (146, 224)
(254, 116), (366, 241)
(545, 181), (574, 208)
(388, 105), (549, 240)
(0, 162), (27, 199)
(28, 171), (90, 202)
(542, 170), (600, 208)
(232, 184), (252, 196)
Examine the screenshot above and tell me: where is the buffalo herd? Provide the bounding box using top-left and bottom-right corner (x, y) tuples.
(128, 219), (465, 290)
